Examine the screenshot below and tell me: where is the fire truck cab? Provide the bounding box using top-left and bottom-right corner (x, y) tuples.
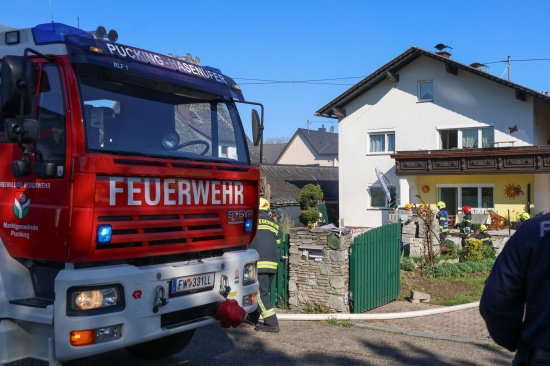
(0, 22), (263, 365)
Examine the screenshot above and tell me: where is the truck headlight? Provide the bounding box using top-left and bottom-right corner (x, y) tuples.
(243, 262), (256, 285)
(67, 284), (125, 315)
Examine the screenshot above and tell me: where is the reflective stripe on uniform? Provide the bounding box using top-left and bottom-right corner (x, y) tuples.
(257, 261), (278, 270)
(257, 291), (277, 319)
(258, 225), (279, 235)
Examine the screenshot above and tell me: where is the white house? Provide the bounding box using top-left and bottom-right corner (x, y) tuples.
(316, 47), (550, 229)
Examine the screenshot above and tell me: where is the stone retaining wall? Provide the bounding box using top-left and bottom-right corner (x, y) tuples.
(402, 215), (440, 258)
(402, 214), (511, 257)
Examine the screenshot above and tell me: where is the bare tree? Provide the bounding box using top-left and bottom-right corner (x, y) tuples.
(264, 136), (290, 144)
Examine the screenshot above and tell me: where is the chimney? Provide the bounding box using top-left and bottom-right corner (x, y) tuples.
(436, 51), (451, 59)
(318, 125), (326, 133)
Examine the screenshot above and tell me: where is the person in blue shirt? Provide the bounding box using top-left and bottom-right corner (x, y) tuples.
(436, 201), (449, 242)
(480, 212), (550, 364)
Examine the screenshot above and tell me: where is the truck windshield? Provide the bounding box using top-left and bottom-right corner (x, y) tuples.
(78, 67), (250, 164)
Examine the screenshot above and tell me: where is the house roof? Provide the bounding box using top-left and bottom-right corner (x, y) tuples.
(260, 164), (339, 207)
(247, 138), (260, 165)
(316, 46), (550, 118)
(247, 140), (282, 166)
(276, 126), (338, 164)
(262, 143), (287, 164)
(297, 127), (338, 155)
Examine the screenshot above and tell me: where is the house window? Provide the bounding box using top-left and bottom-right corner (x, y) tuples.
(461, 187), (494, 208)
(369, 185), (397, 208)
(370, 186), (387, 208)
(439, 127), (494, 149)
(438, 185), (494, 214)
(418, 80), (433, 102)
(369, 132), (395, 153)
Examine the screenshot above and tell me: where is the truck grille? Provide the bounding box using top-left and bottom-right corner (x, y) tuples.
(96, 213), (223, 249)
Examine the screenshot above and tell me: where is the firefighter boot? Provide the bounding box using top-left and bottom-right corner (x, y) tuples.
(255, 323), (279, 333)
(243, 315), (257, 326)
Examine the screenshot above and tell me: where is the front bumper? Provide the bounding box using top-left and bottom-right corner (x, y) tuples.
(53, 249), (259, 361)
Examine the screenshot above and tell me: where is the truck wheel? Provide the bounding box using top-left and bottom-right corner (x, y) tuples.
(125, 329), (196, 360)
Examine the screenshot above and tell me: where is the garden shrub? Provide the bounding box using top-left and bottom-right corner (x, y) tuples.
(299, 184), (323, 210)
(299, 208), (321, 228)
(440, 239), (458, 259)
(422, 258), (496, 278)
(461, 238), (495, 262)
(400, 256), (416, 271)
(299, 184), (324, 227)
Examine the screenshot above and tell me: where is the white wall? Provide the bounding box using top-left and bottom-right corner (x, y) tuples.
(339, 56), (537, 228)
(534, 174), (550, 214)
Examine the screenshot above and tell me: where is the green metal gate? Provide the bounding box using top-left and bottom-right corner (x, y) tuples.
(270, 233), (289, 307)
(349, 222), (402, 313)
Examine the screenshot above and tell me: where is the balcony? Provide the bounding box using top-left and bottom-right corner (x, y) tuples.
(391, 145), (550, 176)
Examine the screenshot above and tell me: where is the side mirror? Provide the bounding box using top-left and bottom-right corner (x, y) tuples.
(1, 55), (34, 116)
(251, 109), (262, 146)
(5, 118), (40, 144)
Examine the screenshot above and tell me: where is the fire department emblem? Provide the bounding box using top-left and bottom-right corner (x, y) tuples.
(13, 194), (30, 219)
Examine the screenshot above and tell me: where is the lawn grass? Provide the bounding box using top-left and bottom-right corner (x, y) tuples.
(400, 270), (489, 306)
(430, 275), (487, 306)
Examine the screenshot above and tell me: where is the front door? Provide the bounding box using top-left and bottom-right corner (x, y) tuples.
(440, 187), (457, 215)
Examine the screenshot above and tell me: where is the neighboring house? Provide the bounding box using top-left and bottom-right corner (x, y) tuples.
(317, 46), (550, 229)
(260, 164), (339, 227)
(262, 143), (287, 164)
(248, 133), (340, 227)
(276, 126), (339, 166)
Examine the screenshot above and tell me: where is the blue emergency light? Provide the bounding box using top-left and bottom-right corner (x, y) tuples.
(97, 225), (113, 244)
(32, 23), (92, 45)
(244, 218), (253, 233)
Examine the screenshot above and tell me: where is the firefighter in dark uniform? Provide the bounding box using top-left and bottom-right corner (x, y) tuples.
(460, 205), (473, 247)
(436, 201), (449, 242)
(516, 212), (531, 231)
(245, 198), (280, 333)
(480, 212), (550, 365)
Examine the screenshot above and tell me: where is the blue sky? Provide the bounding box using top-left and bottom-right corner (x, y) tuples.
(4, 1), (550, 140)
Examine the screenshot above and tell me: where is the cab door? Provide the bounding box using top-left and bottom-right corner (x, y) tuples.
(10, 63), (71, 261)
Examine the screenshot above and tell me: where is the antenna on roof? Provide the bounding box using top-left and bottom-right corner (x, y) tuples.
(48, 0), (54, 23)
(307, 119), (337, 132)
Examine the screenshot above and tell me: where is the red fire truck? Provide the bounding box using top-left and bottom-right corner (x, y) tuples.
(0, 22), (263, 365)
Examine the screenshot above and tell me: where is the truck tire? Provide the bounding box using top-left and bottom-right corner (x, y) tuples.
(125, 329), (196, 360)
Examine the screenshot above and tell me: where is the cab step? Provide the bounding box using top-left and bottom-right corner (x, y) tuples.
(8, 298), (54, 308)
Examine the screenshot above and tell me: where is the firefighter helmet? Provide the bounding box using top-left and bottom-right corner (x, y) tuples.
(480, 224), (487, 231)
(259, 198), (270, 211)
(404, 203), (413, 211)
(520, 212), (531, 221)
(436, 201), (446, 209)
(463, 206), (472, 215)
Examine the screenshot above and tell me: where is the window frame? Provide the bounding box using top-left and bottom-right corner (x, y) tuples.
(369, 185), (388, 209)
(438, 126), (494, 149)
(436, 184), (494, 210)
(367, 131), (395, 155)
(417, 80), (433, 102)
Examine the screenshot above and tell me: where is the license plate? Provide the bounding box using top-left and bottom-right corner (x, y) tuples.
(170, 272), (215, 296)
